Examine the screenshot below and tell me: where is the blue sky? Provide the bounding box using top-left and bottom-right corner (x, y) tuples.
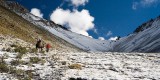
(15, 0), (160, 40)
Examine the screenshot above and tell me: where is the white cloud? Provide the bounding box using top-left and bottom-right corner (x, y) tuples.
(70, 0), (89, 7)
(93, 28), (98, 34)
(50, 8), (94, 37)
(132, 2), (138, 10)
(98, 37), (105, 40)
(109, 36), (118, 41)
(30, 8), (43, 18)
(106, 31), (112, 36)
(132, 0), (159, 10)
(141, 0), (158, 6)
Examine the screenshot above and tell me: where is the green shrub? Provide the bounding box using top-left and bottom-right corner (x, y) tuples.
(23, 77), (32, 80)
(68, 64), (82, 70)
(10, 60), (24, 66)
(61, 61), (67, 65)
(9, 66), (16, 74)
(0, 56), (5, 64)
(3, 53), (9, 59)
(9, 67), (32, 79)
(25, 70), (33, 79)
(69, 78), (87, 80)
(10, 44), (18, 48)
(30, 57), (41, 64)
(2, 48), (6, 51)
(16, 53), (23, 59)
(39, 59), (45, 65)
(0, 63), (9, 73)
(15, 69), (24, 76)
(30, 48), (37, 53)
(6, 48), (12, 52)
(40, 50), (45, 54)
(14, 46), (28, 54)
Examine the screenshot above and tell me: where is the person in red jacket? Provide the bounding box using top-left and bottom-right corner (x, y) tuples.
(46, 43), (51, 52)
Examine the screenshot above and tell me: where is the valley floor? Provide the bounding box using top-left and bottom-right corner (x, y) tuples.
(0, 36), (160, 80)
(0, 51), (160, 80)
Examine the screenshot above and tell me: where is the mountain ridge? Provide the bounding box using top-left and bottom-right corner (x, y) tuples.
(0, 1), (83, 52)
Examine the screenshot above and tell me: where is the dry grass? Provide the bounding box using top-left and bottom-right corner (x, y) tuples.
(68, 63), (82, 70)
(0, 5), (82, 52)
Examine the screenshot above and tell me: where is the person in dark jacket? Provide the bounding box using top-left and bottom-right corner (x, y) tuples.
(36, 39), (44, 51)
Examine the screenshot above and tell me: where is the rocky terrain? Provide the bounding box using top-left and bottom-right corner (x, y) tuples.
(0, 1), (82, 53)
(0, 35), (160, 80)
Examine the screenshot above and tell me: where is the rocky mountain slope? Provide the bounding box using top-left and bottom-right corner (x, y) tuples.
(113, 16), (160, 52)
(0, 1), (82, 52)
(0, 1), (111, 52)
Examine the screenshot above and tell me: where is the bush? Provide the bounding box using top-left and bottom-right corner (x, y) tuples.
(40, 50), (45, 54)
(61, 61), (67, 65)
(39, 59), (46, 65)
(14, 46), (28, 54)
(3, 53), (9, 59)
(6, 48), (12, 52)
(9, 68), (24, 76)
(0, 56), (5, 63)
(9, 67), (32, 79)
(23, 77), (32, 80)
(10, 44), (18, 48)
(2, 48), (6, 51)
(16, 53), (23, 59)
(68, 64), (82, 70)
(25, 70), (33, 79)
(30, 48), (37, 53)
(10, 60), (24, 66)
(9, 66), (16, 74)
(15, 69), (24, 76)
(30, 57), (41, 64)
(69, 78), (87, 80)
(0, 63), (9, 73)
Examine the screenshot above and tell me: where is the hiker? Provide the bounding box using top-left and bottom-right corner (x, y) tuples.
(36, 39), (44, 52)
(46, 43), (51, 52)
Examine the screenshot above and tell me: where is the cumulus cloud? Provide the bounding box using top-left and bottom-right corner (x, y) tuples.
(132, 0), (159, 10)
(93, 28), (98, 34)
(98, 37), (105, 40)
(132, 2), (138, 10)
(70, 0), (89, 7)
(109, 36), (118, 41)
(50, 8), (94, 37)
(30, 8), (43, 18)
(141, 0), (158, 6)
(106, 31), (112, 36)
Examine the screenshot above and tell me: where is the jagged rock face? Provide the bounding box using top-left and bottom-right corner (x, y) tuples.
(0, 1), (29, 13)
(113, 17), (160, 52)
(134, 19), (154, 33)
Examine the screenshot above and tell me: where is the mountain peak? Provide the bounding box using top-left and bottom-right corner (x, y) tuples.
(133, 15), (160, 33)
(134, 18), (154, 33)
(0, 1), (29, 13)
